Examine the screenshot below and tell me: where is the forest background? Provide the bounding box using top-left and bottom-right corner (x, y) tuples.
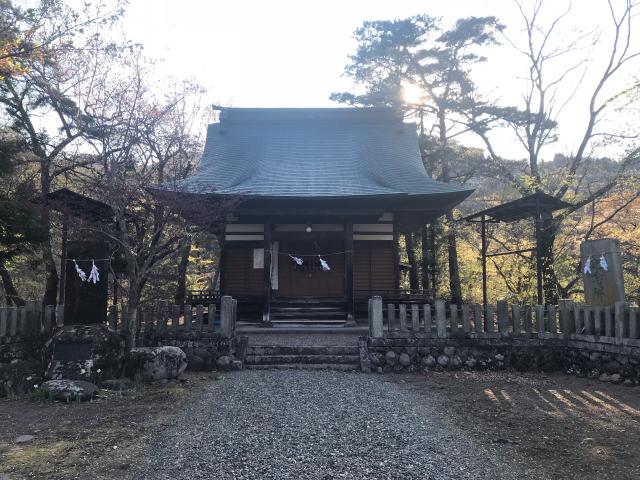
(0, 0), (638, 312)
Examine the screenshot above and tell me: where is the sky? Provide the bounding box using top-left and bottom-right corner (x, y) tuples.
(119, 0), (639, 161)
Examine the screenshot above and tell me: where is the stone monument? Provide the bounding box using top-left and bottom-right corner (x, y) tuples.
(581, 238), (626, 306)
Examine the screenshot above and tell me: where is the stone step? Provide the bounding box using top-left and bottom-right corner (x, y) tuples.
(271, 310), (346, 318)
(245, 354), (360, 365)
(247, 345), (359, 356)
(244, 363), (359, 371)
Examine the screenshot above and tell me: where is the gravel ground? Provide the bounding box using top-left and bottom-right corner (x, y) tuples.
(126, 371), (538, 480)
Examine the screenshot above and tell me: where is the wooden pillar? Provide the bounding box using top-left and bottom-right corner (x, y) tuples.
(262, 222), (272, 325)
(57, 212), (69, 306)
(393, 219), (400, 290)
(345, 222), (354, 325)
(481, 215), (488, 309)
(534, 195), (544, 305)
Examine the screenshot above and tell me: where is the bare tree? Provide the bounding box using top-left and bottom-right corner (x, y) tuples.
(464, 0), (640, 303)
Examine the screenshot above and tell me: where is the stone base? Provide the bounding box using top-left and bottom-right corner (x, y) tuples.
(44, 324), (124, 381)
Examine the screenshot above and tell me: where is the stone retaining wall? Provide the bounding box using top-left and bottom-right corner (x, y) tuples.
(0, 336), (46, 396)
(137, 331), (242, 371)
(364, 335), (640, 386)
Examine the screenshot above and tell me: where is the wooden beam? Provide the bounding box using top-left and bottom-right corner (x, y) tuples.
(345, 222), (354, 324)
(262, 222), (272, 325)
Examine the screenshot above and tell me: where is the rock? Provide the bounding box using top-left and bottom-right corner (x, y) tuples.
(369, 353), (384, 367)
(589, 352), (601, 362)
(216, 355), (232, 370)
(587, 369), (600, 379)
(622, 379), (634, 387)
(443, 346), (456, 356)
(599, 373), (610, 382)
(405, 347), (417, 356)
(376, 366), (383, 373)
(44, 324), (123, 380)
(398, 353), (411, 367)
(494, 353), (505, 362)
(100, 378), (134, 391)
(187, 355), (205, 371)
(609, 373), (622, 384)
(422, 355), (436, 368)
(125, 346), (187, 382)
(15, 435), (34, 444)
(451, 356), (463, 369)
(41, 379), (98, 401)
(231, 360), (243, 370)
(603, 361), (622, 374)
(385, 351), (398, 366)
(437, 355), (449, 367)
(465, 357), (477, 369)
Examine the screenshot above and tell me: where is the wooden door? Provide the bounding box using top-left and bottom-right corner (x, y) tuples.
(277, 240), (345, 297)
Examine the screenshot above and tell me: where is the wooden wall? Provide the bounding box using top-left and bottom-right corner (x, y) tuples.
(353, 242), (395, 293)
(223, 245), (264, 296)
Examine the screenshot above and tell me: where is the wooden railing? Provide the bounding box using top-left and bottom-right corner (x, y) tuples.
(0, 301), (62, 341)
(367, 296), (640, 345)
(0, 296), (238, 342)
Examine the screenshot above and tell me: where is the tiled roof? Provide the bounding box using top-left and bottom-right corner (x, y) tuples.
(166, 108), (473, 199)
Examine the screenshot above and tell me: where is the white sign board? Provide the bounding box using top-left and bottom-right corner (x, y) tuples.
(253, 248), (264, 269)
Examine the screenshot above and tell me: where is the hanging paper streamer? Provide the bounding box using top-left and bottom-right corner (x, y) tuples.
(73, 259), (87, 282)
(599, 253), (608, 272)
(318, 255), (331, 271)
(289, 255), (304, 266)
(583, 256), (591, 275)
(87, 260), (100, 284)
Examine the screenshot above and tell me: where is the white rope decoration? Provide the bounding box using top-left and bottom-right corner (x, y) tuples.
(583, 256), (592, 275)
(318, 255), (331, 271)
(289, 254), (304, 266)
(87, 260), (100, 284)
(599, 253), (608, 272)
(73, 259), (87, 282)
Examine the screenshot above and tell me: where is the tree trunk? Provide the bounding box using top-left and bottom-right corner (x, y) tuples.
(437, 106), (463, 304)
(40, 171), (58, 307)
(539, 212), (559, 304)
(420, 226), (430, 294)
(405, 232), (419, 291)
(0, 263), (25, 306)
(174, 236), (191, 305)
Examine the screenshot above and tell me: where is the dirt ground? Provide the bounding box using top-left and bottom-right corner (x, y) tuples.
(0, 371), (638, 480)
(390, 371), (640, 480)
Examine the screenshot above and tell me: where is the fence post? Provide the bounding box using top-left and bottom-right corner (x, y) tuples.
(108, 305), (118, 331)
(497, 300), (509, 336)
(630, 307), (638, 340)
(8, 307), (17, 336)
(510, 303), (521, 335)
(411, 304), (420, 332)
(208, 303), (216, 332)
(583, 307), (592, 335)
(450, 304), (458, 336)
(474, 303), (483, 334)
(369, 296), (383, 338)
(604, 306), (613, 337)
(195, 304), (205, 332)
(423, 304), (432, 335)
(614, 301), (628, 344)
(183, 305), (192, 332)
(0, 308), (7, 337)
(461, 304), (471, 334)
(398, 304), (407, 332)
(387, 304), (396, 332)
(547, 304), (557, 335)
(484, 304), (495, 333)
(535, 305), (545, 335)
(593, 307), (602, 336)
(558, 299), (573, 336)
(435, 299), (446, 338)
(220, 296), (235, 339)
(523, 305), (532, 335)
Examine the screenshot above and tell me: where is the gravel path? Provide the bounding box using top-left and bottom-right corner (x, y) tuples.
(127, 371), (539, 480)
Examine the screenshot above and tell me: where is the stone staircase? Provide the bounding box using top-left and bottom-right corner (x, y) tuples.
(244, 344), (361, 371)
(269, 298), (347, 325)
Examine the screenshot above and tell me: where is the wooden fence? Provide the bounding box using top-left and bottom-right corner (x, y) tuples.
(0, 296), (238, 342)
(368, 296), (640, 345)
